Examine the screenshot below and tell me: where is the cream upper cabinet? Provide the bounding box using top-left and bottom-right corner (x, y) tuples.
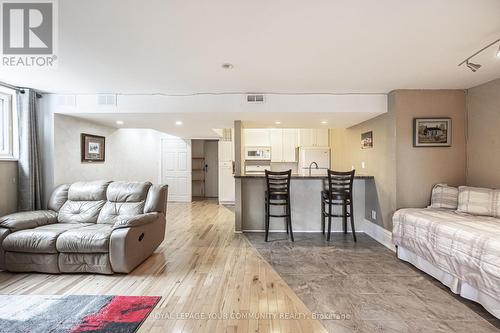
(298, 129), (315, 147)
(269, 129), (298, 162)
(270, 129), (283, 162)
(282, 129), (298, 162)
(244, 129), (270, 147)
(299, 128), (329, 147)
(315, 129), (329, 146)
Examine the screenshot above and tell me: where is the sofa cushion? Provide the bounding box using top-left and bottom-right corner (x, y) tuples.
(56, 224), (113, 253)
(106, 181), (151, 203)
(0, 210), (57, 232)
(97, 181), (151, 224)
(47, 184), (70, 212)
(57, 181), (111, 224)
(58, 200), (106, 224)
(457, 186), (500, 217)
(2, 223), (90, 253)
(68, 180), (111, 201)
(430, 184), (458, 210)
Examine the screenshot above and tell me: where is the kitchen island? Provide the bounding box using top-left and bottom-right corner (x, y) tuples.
(234, 174), (374, 233)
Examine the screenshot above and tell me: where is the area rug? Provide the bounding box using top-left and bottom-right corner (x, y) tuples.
(0, 294), (160, 333)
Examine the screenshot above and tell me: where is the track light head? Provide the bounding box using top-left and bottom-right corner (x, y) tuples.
(466, 60), (482, 72)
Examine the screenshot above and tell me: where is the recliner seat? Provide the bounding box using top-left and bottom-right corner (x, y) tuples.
(0, 180), (168, 274)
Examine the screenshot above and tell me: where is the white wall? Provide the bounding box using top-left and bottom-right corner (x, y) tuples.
(50, 113), (174, 191)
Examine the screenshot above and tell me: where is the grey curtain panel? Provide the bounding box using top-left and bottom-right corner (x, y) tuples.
(17, 89), (43, 211)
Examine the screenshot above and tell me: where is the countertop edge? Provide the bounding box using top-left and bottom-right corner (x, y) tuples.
(234, 175), (374, 180)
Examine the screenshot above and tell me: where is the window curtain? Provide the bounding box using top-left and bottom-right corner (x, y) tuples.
(17, 89), (43, 211)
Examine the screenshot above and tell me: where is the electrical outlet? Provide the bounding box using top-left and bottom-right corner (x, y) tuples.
(371, 210), (377, 220)
(361, 161), (366, 169)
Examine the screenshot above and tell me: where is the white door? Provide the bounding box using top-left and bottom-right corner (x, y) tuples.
(269, 129), (283, 162)
(315, 129), (330, 147)
(161, 138), (191, 202)
(204, 140), (219, 198)
(282, 129), (298, 162)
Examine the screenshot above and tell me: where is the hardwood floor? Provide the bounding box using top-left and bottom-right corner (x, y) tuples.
(0, 201), (327, 333)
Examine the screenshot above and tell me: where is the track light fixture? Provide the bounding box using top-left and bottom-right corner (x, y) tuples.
(466, 60), (481, 72)
(458, 38), (500, 72)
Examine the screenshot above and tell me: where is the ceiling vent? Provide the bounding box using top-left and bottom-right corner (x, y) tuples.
(246, 94), (265, 103)
(56, 95), (76, 107)
(97, 94), (116, 106)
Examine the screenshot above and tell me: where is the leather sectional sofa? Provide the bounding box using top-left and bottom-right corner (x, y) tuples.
(0, 180), (168, 274)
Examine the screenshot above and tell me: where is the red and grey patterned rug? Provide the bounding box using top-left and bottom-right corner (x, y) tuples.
(0, 295), (160, 333)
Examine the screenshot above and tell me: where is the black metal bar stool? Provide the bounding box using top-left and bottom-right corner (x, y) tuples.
(265, 169), (293, 242)
(321, 169), (356, 242)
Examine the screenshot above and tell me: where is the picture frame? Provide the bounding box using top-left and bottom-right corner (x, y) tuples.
(413, 118), (451, 147)
(361, 131), (373, 149)
(81, 133), (106, 162)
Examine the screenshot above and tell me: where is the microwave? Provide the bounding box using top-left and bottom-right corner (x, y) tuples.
(245, 146), (271, 160)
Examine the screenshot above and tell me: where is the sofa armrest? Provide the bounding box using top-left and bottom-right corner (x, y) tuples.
(112, 212), (160, 230)
(0, 210), (58, 232)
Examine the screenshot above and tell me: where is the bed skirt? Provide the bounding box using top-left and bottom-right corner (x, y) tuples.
(397, 246), (500, 319)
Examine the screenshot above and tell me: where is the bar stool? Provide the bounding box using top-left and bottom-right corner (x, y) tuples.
(321, 170), (356, 242)
(265, 170), (293, 242)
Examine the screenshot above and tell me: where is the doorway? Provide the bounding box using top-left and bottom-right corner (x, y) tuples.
(191, 139), (219, 200)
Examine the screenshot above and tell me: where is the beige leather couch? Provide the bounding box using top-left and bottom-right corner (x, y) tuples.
(0, 181), (168, 274)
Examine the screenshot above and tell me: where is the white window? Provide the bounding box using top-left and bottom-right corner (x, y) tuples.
(0, 92), (17, 160)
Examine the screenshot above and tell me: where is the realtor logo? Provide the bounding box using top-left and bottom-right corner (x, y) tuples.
(1, 0), (57, 67)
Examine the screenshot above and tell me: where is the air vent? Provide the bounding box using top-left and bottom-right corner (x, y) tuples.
(246, 94), (265, 103)
(222, 128), (232, 141)
(97, 94), (116, 106)
(56, 95), (76, 107)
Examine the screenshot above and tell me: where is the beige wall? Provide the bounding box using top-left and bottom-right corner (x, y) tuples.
(0, 161), (17, 215)
(466, 78), (500, 188)
(330, 111), (397, 230)
(53, 114), (169, 186)
(331, 89), (467, 230)
(392, 90), (466, 209)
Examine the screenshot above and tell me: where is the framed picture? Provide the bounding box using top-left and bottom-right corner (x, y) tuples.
(361, 131), (373, 149)
(413, 118), (451, 147)
(81, 133), (105, 162)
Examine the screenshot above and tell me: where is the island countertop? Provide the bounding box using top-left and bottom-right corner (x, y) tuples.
(234, 174), (374, 180)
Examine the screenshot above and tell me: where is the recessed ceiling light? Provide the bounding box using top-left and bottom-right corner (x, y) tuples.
(116, 120), (124, 125)
(175, 121), (183, 126)
(275, 121), (281, 125)
(221, 63), (233, 70)
(321, 121), (328, 125)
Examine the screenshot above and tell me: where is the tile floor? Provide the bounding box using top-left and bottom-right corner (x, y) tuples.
(245, 232), (500, 333)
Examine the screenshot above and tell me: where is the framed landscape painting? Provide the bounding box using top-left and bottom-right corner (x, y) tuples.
(81, 133), (106, 162)
(413, 118), (451, 147)
(361, 131), (373, 149)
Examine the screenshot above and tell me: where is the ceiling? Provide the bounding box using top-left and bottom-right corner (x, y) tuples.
(68, 111), (383, 138)
(2, 0), (500, 94)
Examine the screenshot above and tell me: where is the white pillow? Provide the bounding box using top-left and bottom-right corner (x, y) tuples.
(430, 184), (458, 210)
(457, 186), (500, 217)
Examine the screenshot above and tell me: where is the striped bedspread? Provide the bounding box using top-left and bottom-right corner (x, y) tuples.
(393, 208), (500, 301)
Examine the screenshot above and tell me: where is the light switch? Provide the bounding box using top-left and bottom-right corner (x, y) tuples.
(361, 161), (366, 169)
(371, 210), (377, 220)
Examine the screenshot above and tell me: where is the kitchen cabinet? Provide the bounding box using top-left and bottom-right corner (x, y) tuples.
(270, 129), (298, 162)
(298, 128), (329, 147)
(282, 129), (299, 162)
(244, 129), (270, 147)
